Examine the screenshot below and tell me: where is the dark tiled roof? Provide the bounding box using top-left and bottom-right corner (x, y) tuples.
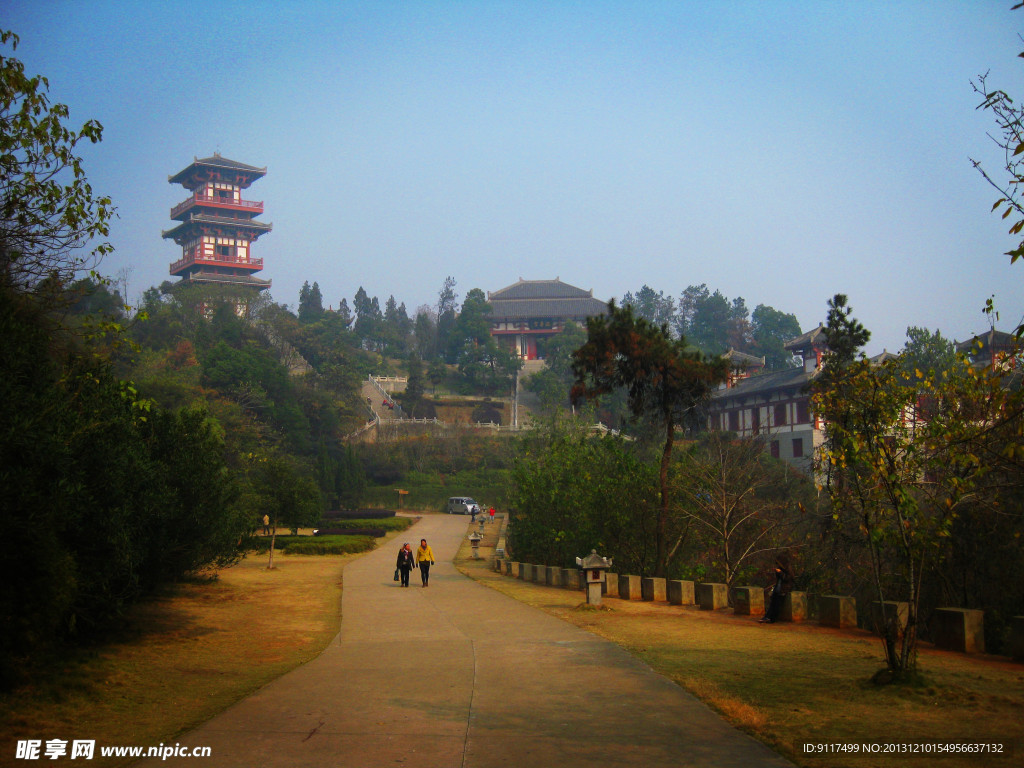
(784, 324), (828, 352)
(175, 271), (272, 289)
(488, 296), (610, 322)
(955, 329), (1017, 354)
(162, 215), (273, 240)
(488, 278), (596, 301)
(168, 154), (267, 185)
(711, 365), (814, 404)
(723, 349), (765, 367)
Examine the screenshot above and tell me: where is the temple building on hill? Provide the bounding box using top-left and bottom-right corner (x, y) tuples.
(487, 278), (609, 360)
(706, 324), (830, 473)
(163, 154), (272, 291)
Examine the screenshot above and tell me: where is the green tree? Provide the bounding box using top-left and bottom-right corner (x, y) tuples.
(622, 285), (676, 327)
(298, 280), (324, 324)
(812, 294), (1003, 681)
(899, 326), (958, 381)
(404, 352), (426, 416)
(751, 304), (801, 370)
(451, 287), (520, 392)
(525, 320), (587, 415)
(251, 452), (322, 546)
(509, 421), (657, 572)
(0, 31), (114, 291)
(436, 276), (458, 362)
(676, 284), (732, 354)
(572, 301), (728, 576)
(971, 9), (1024, 337)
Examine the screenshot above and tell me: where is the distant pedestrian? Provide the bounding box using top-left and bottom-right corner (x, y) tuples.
(759, 560), (792, 624)
(471, 505), (478, 523)
(488, 506), (495, 524)
(416, 538), (436, 587)
(396, 542), (415, 588)
(262, 514), (271, 535)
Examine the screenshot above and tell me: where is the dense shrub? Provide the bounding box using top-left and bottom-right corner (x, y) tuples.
(314, 528), (386, 537)
(248, 535), (375, 555)
(0, 288), (246, 686)
(321, 509), (396, 520)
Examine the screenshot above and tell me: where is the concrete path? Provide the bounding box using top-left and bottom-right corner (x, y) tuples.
(139, 515), (792, 767)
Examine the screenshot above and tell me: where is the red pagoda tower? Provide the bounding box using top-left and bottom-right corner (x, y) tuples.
(163, 154), (272, 290)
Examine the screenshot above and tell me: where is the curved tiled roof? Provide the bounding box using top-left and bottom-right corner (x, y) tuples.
(488, 278), (595, 301)
(711, 365), (814, 402)
(162, 214), (273, 241)
(489, 296), (610, 321)
(487, 278), (610, 321)
(168, 154), (267, 185)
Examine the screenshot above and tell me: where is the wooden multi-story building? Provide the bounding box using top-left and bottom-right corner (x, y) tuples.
(487, 278), (609, 360)
(707, 324), (829, 473)
(163, 154), (272, 291)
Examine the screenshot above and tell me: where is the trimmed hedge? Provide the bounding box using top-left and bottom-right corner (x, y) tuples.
(316, 517), (414, 533)
(314, 527), (385, 537)
(246, 534), (376, 556)
(322, 508), (396, 520)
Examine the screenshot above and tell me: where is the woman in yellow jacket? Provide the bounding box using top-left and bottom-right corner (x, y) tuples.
(415, 538), (436, 587)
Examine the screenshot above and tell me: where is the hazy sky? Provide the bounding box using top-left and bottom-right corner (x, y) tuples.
(5, 0), (1023, 352)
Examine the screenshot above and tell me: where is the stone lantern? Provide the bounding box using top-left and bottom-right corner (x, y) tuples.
(576, 550), (612, 606)
(468, 532), (483, 559)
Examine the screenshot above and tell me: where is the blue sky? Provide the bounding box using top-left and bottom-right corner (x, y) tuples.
(5, 0), (1023, 352)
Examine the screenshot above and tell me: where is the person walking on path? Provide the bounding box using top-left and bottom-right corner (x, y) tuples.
(262, 514), (271, 535)
(416, 538), (435, 587)
(488, 506), (495, 523)
(396, 542), (415, 587)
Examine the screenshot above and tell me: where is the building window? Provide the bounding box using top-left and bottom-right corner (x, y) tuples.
(795, 401), (809, 424)
(774, 403), (787, 426)
(728, 410), (739, 432)
(751, 407), (760, 435)
(770, 440), (780, 459)
(792, 438), (804, 458)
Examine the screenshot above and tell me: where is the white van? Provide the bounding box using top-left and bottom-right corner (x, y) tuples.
(447, 496), (480, 515)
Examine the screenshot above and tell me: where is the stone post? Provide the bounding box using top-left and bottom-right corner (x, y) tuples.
(641, 577), (667, 602)
(780, 591), (807, 622)
(732, 586), (764, 616)
(604, 572), (619, 597)
(546, 566), (562, 587)
(1010, 616), (1024, 660)
(818, 595), (857, 629)
(667, 580), (696, 606)
(870, 601), (909, 634)
(932, 608), (986, 654)
(697, 583), (728, 610)
(618, 575), (642, 600)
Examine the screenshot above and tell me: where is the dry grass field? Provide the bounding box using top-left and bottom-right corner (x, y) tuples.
(456, 553), (1024, 768)
(0, 551), (348, 767)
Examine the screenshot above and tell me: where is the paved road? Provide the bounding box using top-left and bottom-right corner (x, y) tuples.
(139, 514), (792, 767)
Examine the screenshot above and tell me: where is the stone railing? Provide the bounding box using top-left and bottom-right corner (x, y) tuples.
(486, 562), (1022, 659)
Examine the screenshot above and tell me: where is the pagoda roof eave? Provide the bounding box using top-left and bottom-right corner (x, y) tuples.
(161, 216), (273, 241)
(168, 155), (267, 186)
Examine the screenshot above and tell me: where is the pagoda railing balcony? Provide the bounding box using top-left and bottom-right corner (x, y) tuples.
(170, 254), (264, 274)
(170, 193), (264, 219)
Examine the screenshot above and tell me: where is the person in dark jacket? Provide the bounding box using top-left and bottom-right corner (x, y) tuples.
(759, 561), (792, 624)
(396, 542), (415, 587)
